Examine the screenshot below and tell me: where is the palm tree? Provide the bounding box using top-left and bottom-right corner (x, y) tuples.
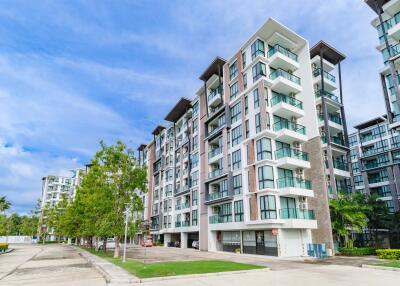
(0, 196), (11, 242)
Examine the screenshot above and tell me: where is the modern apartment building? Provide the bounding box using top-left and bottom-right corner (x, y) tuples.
(310, 42), (352, 197)
(365, 0), (400, 130)
(138, 18), (334, 257)
(349, 116), (400, 212)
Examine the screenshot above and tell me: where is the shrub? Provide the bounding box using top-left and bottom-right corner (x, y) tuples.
(376, 249), (400, 260)
(0, 243), (9, 252)
(339, 247), (376, 256)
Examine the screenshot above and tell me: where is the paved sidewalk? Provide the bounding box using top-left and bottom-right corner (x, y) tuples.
(0, 244), (106, 286)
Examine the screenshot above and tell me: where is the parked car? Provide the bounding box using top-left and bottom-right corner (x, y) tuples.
(192, 240), (199, 249)
(141, 240), (153, 247)
(167, 241), (175, 247)
(174, 241), (180, 248)
(97, 238), (116, 250)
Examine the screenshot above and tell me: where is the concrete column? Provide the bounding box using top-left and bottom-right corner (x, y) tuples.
(181, 232), (188, 248)
(164, 233), (172, 247)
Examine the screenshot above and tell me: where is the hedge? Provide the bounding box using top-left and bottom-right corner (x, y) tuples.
(0, 243), (9, 252)
(376, 249), (400, 260)
(339, 247), (376, 256)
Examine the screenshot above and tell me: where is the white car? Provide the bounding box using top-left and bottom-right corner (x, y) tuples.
(97, 238), (116, 250)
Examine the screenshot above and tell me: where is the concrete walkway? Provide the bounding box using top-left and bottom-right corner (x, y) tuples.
(0, 244), (106, 286)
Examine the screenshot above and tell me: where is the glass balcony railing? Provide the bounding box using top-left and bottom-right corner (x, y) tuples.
(314, 89), (340, 103)
(365, 160), (389, 170)
(208, 86), (223, 102)
(275, 147), (309, 161)
(175, 202), (190, 210)
(319, 113), (342, 125)
(175, 221), (190, 228)
(321, 136), (345, 146)
(206, 191), (229, 202)
(276, 177), (312, 190)
(336, 185), (352, 194)
(333, 161), (348, 171)
(209, 214), (232, 224)
(208, 146), (223, 159)
(279, 208), (315, 220)
(273, 120), (306, 135)
(313, 68), (336, 83)
(269, 68), (301, 85)
(271, 92), (303, 109)
(368, 176), (388, 184)
(362, 146), (388, 156)
(207, 117), (226, 137)
(267, 44), (298, 62)
(208, 168), (223, 179)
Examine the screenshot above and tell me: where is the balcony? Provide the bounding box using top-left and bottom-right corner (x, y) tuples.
(319, 113), (343, 133)
(321, 135), (346, 147)
(175, 221), (190, 228)
(175, 202), (190, 211)
(388, 13), (400, 41)
(315, 90), (340, 104)
(273, 120), (307, 144)
(275, 147), (311, 169)
(267, 44), (299, 71)
(269, 68), (302, 94)
(365, 160), (389, 170)
(208, 86), (223, 107)
(206, 190), (230, 204)
(313, 68), (336, 92)
(271, 92), (304, 119)
(209, 214), (232, 224)
(326, 160), (350, 178)
(208, 146), (223, 160)
(277, 177), (314, 197)
(207, 116), (226, 139)
(208, 168), (224, 180)
(280, 208), (315, 220)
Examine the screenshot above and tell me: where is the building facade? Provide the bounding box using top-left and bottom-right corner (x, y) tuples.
(349, 116), (400, 212)
(366, 0), (400, 130)
(138, 18), (335, 257)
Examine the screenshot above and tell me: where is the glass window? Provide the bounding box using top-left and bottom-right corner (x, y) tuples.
(243, 73), (247, 90)
(260, 195), (276, 219)
(192, 189), (198, 206)
(232, 150), (241, 170)
(252, 62), (266, 81)
(255, 113), (261, 133)
(253, 88), (259, 108)
(230, 102), (242, 123)
(231, 125), (242, 146)
(354, 175), (364, 187)
(192, 210), (198, 226)
(230, 61), (238, 80)
(234, 200), (244, 222)
(256, 138), (272, 161)
(230, 82), (239, 99)
(258, 165), (274, 189)
(245, 120), (250, 139)
(191, 171), (199, 186)
(242, 51), (246, 68)
(217, 203), (232, 222)
(233, 174), (242, 195)
(251, 39), (265, 59)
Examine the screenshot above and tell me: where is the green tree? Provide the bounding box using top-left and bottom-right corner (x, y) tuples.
(330, 193), (371, 248)
(363, 194), (390, 248)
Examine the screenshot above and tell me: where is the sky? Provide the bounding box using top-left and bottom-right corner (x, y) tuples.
(0, 0), (384, 214)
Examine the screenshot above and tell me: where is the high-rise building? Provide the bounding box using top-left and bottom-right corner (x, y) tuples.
(349, 116), (400, 213)
(365, 0), (400, 130)
(310, 42), (352, 197)
(138, 18), (335, 257)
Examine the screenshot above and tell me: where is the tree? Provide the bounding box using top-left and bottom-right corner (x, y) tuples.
(330, 193), (371, 248)
(0, 196), (11, 214)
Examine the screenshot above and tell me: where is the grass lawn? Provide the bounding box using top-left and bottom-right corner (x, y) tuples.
(371, 261), (400, 268)
(84, 248), (265, 278)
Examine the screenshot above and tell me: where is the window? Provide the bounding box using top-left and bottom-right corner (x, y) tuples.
(230, 102), (241, 123)
(191, 153), (199, 168)
(251, 39), (265, 59)
(256, 138), (272, 161)
(217, 203), (232, 223)
(266, 112), (270, 129)
(232, 150), (241, 170)
(230, 82), (239, 99)
(245, 95), (249, 115)
(353, 175), (364, 187)
(230, 61), (238, 80)
(255, 113), (261, 133)
(252, 62), (266, 81)
(259, 195), (276, 219)
(264, 87), (269, 107)
(243, 73), (247, 89)
(258, 165), (274, 189)
(192, 101), (199, 117)
(253, 88), (260, 108)
(234, 200), (244, 222)
(192, 190), (198, 206)
(192, 210), (198, 226)
(231, 125), (242, 146)
(245, 120), (250, 139)
(351, 162), (360, 173)
(349, 134), (358, 147)
(191, 171), (199, 186)
(233, 174), (242, 195)
(242, 51), (246, 68)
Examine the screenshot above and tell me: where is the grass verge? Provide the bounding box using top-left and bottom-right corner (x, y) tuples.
(370, 261), (400, 268)
(84, 247), (265, 278)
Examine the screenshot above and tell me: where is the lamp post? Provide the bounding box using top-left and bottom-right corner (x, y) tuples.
(122, 204), (130, 263)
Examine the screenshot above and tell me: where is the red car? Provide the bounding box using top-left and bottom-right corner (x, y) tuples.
(141, 240), (153, 247)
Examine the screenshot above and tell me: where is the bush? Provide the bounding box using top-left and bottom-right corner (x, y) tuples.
(0, 243), (9, 252)
(376, 249), (400, 260)
(339, 247), (376, 256)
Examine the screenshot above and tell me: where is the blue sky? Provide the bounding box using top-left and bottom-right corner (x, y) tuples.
(0, 0), (383, 213)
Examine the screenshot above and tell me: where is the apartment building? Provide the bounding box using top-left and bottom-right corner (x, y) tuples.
(39, 168), (85, 239)
(310, 42), (352, 197)
(349, 116), (400, 212)
(139, 18), (334, 257)
(365, 0), (400, 130)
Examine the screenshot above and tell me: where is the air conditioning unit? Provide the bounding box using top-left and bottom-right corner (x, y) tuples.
(293, 141), (301, 149)
(299, 196), (307, 203)
(312, 63), (317, 69)
(296, 168), (304, 179)
(291, 116), (297, 123)
(299, 202), (308, 210)
(288, 70), (293, 74)
(289, 92), (295, 98)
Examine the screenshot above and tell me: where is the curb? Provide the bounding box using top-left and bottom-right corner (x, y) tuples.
(361, 264), (400, 271)
(138, 267), (269, 283)
(70, 246), (141, 284)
